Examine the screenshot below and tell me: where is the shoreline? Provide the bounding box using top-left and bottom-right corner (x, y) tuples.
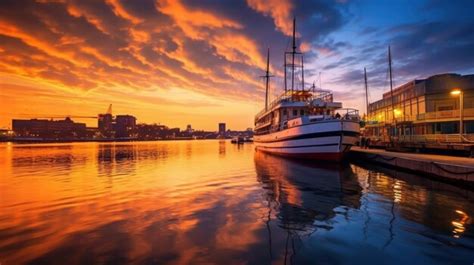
(0, 138), (230, 144)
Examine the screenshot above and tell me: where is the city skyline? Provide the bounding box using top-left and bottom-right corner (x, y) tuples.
(1, 0), (474, 131)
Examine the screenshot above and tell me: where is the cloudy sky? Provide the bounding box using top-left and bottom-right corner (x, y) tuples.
(1, 0), (473, 130)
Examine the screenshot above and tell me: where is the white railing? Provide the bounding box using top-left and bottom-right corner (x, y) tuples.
(255, 90), (334, 120)
(375, 134), (474, 143)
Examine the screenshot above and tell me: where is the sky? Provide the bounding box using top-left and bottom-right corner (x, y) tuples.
(1, 0), (474, 130)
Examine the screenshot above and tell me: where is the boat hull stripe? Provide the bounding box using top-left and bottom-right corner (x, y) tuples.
(258, 143), (339, 149)
(256, 130), (359, 143)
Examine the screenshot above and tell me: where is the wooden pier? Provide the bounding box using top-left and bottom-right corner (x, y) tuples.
(349, 147), (474, 185)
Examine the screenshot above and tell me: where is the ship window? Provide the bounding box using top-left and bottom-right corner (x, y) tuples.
(300, 110), (304, 115)
(293, 110), (297, 116)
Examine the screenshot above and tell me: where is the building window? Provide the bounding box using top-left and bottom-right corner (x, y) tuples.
(438, 106), (453, 111)
(300, 110), (304, 115)
(283, 109), (287, 115)
(293, 110), (298, 116)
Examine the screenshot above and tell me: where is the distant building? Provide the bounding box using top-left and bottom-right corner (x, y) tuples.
(186, 124), (193, 133)
(137, 124), (168, 139)
(365, 73), (474, 143)
(98, 113), (114, 137)
(12, 117), (87, 139)
(115, 115), (136, 138)
(218, 123), (226, 135)
(168, 127), (180, 138)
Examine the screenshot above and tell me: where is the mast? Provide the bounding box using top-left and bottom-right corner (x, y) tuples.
(364, 67), (369, 116)
(388, 46), (396, 137)
(284, 52), (287, 93)
(301, 56), (304, 91)
(265, 48), (270, 110)
(291, 18), (296, 94)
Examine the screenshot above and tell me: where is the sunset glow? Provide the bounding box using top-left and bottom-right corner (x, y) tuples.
(1, 0), (473, 130)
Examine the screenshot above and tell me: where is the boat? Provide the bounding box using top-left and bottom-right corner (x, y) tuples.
(253, 18), (360, 161)
(231, 136), (244, 144)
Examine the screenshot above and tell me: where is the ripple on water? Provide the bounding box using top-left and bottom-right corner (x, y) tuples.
(0, 141), (473, 265)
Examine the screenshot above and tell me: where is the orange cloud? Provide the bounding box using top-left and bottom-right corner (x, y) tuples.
(65, 4), (112, 36)
(106, 0), (143, 25)
(246, 0), (293, 36)
(0, 21), (91, 68)
(213, 33), (267, 70)
(300, 41), (311, 53)
(0, 0), (277, 130)
(157, 0), (242, 39)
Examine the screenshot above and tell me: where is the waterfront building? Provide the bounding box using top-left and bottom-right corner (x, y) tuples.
(365, 73), (474, 145)
(98, 113), (114, 138)
(218, 123), (226, 135)
(0, 129), (13, 141)
(218, 122), (226, 137)
(136, 124), (168, 140)
(115, 115), (137, 138)
(12, 118), (87, 139)
(186, 124), (193, 133)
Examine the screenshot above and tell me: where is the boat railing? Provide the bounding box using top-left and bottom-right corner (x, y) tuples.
(255, 90), (334, 119)
(335, 108), (360, 121)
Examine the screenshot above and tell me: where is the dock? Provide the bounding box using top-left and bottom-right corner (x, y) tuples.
(349, 147), (474, 185)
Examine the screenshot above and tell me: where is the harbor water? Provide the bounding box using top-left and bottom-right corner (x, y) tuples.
(0, 140), (473, 264)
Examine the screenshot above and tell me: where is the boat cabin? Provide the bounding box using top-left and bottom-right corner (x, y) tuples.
(254, 90), (352, 135)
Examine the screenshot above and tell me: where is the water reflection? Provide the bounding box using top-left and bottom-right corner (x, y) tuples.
(255, 151), (361, 233)
(218, 140), (226, 157)
(255, 151), (363, 264)
(353, 163), (474, 237)
(97, 144), (138, 177)
(0, 141), (473, 265)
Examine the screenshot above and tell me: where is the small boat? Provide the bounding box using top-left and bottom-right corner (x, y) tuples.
(243, 137), (253, 142)
(231, 136), (244, 144)
(253, 19), (360, 161)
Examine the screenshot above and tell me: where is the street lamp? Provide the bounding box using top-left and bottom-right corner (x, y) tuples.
(450, 88), (463, 136)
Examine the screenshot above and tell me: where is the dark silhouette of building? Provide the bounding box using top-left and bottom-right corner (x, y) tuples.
(12, 118), (86, 139)
(218, 123), (226, 135)
(136, 124), (168, 139)
(115, 115), (136, 138)
(98, 113), (114, 138)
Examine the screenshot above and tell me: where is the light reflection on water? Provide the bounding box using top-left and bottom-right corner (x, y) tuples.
(0, 141), (473, 265)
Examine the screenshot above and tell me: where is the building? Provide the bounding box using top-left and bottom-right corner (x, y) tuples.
(365, 73), (474, 145)
(115, 115), (137, 138)
(12, 118), (87, 139)
(136, 124), (168, 140)
(98, 113), (114, 138)
(186, 124), (193, 133)
(218, 123), (226, 135)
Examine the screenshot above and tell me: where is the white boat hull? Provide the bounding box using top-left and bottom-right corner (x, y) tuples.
(254, 120), (359, 161)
